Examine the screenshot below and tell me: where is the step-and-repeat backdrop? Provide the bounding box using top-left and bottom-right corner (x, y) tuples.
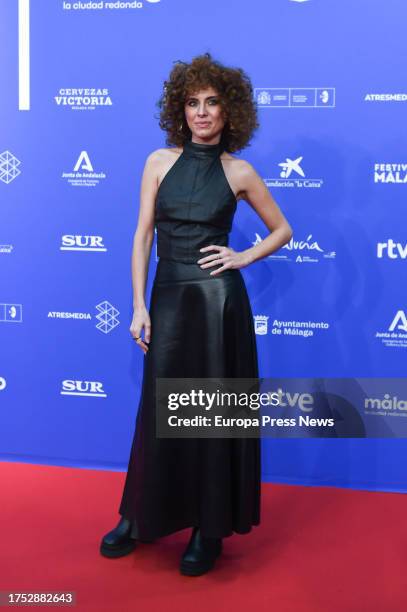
(1, 0), (406, 492)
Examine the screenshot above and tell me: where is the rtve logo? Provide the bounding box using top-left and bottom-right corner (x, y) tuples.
(377, 240), (407, 259)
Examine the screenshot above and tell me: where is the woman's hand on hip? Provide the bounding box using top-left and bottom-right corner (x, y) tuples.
(197, 245), (251, 275)
(130, 306), (151, 354)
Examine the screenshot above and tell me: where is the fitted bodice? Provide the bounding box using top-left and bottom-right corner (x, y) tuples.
(154, 137), (237, 263)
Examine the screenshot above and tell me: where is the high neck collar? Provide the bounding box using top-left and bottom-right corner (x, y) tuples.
(182, 137), (224, 159)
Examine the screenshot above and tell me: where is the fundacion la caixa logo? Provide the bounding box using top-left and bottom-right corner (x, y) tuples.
(0, 151), (21, 184)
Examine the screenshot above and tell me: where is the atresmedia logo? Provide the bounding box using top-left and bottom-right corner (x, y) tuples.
(0, 151), (21, 184)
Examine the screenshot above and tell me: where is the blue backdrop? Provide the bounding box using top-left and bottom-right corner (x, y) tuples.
(1, 0), (406, 493)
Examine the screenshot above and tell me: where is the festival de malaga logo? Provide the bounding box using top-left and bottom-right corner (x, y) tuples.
(373, 163), (407, 184)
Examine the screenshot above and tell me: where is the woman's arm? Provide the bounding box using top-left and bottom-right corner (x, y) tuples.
(131, 153), (158, 308)
(238, 160), (293, 265)
(130, 150), (161, 351)
(198, 159), (293, 275)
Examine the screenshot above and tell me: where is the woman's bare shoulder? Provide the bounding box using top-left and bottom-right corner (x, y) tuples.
(220, 153), (258, 202)
(221, 152), (256, 180)
(221, 151), (252, 168)
(146, 146), (182, 165)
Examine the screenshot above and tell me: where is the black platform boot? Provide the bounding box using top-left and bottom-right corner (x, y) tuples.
(180, 527), (223, 576)
(100, 517), (139, 558)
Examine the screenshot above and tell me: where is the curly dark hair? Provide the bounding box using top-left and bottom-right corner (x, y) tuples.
(156, 53), (259, 153)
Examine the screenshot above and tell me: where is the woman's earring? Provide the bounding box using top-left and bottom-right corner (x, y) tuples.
(178, 121), (183, 132)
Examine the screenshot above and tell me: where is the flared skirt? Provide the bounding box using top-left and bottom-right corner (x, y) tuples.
(118, 258), (261, 540)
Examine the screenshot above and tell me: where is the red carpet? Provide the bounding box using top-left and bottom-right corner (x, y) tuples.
(0, 461), (406, 612)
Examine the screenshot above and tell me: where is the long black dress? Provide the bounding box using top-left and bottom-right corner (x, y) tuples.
(118, 136), (261, 540)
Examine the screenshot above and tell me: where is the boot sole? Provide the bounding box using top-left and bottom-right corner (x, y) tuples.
(100, 539), (137, 558)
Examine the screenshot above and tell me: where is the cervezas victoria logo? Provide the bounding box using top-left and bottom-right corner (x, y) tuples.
(54, 88), (112, 110)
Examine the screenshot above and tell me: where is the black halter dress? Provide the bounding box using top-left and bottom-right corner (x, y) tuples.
(118, 136), (261, 540)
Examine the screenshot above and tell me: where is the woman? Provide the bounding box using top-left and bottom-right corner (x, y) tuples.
(100, 53), (292, 576)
